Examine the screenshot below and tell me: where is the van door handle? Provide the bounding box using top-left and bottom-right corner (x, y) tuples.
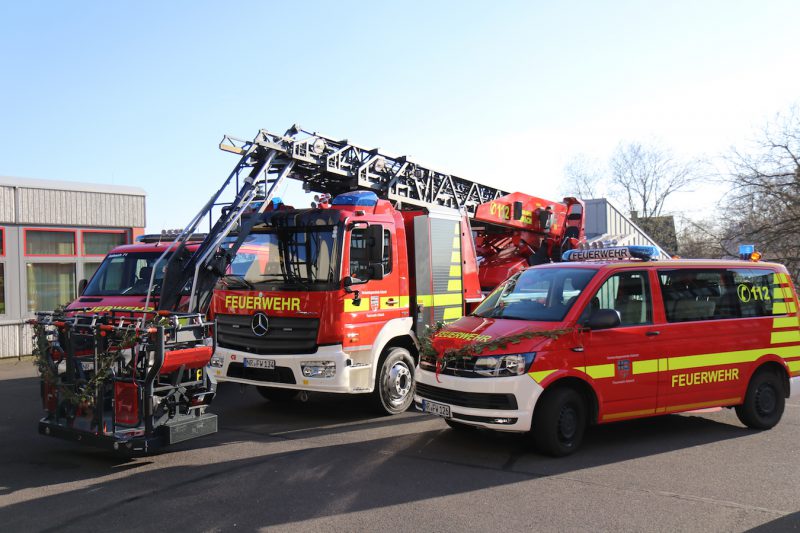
(646, 331), (660, 336)
(386, 298), (397, 306)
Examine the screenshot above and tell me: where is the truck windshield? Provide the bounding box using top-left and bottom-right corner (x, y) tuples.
(472, 267), (597, 321)
(83, 252), (171, 296)
(222, 226), (340, 291)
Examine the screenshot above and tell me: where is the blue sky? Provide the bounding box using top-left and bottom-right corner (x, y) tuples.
(1, 1), (798, 231)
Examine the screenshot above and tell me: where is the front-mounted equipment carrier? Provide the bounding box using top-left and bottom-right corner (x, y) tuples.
(32, 309), (217, 455)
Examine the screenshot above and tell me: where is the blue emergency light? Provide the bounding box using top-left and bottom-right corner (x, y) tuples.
(562, 245), (661, 262)
(332, 191), (379, 207)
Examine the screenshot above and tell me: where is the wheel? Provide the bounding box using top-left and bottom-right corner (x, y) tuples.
(735, 368), (785, 429)
(372, 347), (415, 415)
(256, 386), (299, 403)
(530, 387), (586, 457)
(445, 419), (477, 432)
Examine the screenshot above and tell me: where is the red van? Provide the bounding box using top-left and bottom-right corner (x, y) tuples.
(414, 246), (800, 455)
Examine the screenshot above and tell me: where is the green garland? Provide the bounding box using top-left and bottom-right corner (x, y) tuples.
(419, 321), (573, 368)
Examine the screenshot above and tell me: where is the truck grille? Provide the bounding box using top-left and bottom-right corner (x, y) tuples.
(226, 362), (296, 384)
(216, 314), (319, 355)
(416, 382), (518, 410)
(419, 354), (483, 378)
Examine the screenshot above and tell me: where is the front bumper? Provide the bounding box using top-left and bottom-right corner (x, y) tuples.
(414, 367), (544, 432)
(790, 376), (800, 398)
(211, 344), (372, 394)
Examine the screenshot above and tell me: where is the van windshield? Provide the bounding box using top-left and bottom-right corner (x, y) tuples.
(83, 252), (170, 296)
(472, 267), (597, 321)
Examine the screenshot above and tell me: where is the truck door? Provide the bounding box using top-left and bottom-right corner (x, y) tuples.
(579, 269), (662, 420)
(343, 222), (402, 363)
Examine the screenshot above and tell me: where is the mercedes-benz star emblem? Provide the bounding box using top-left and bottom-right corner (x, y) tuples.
(251, 313), (269, 337)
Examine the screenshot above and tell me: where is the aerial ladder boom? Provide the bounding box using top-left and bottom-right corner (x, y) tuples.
(156, 126), (512, 313)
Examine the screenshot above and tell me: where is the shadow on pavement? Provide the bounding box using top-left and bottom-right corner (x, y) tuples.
(0, 376), (767, 530)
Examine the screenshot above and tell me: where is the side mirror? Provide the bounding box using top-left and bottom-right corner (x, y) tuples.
(586, 309), (621, 330)
(366, 224), (384, 263)
(78, 279), (88, 296)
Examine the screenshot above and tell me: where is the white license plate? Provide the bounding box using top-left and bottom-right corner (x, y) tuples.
(422, 399), (451, 418)
(81, 361), (94, 371)
(244, 358), (275, 370)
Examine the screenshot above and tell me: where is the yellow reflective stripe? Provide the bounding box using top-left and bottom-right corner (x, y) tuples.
(379, 296), (409, 309)
(771, 330), (800, 344)
(582, 364), (615, 379)
(773, 301), (797, 314)
(443, 307), (463, 320)
(664, 397), (740, 414)
(449, 265), (462, 277)
(773, 316), (800, 328)
(633, 359), (660, 374)
(788, 360), (800, 373)
(659, 358), (669, 371)
(780, 273), (790, 283)
(529, 369), (557, 383)
(447, 279), (462, 292)
(344, 298), (369, 312)
(603, 408), (656, 421)
(450, 252), (460, 263)
(667, 345), (800, 371)
(452, 237), (460, 248)
(773, 287), (791, 299)
(454, 224), (460, 235)
(417, 293), (463, 307)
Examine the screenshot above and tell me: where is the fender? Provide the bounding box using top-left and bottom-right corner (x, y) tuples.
(356, 317), (415, 388)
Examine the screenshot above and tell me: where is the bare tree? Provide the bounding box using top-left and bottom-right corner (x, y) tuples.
(722, 106), (800, 276)
(609, 141), (699, 218)
(561, 154), (606, 199)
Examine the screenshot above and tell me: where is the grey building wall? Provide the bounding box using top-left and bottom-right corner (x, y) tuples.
(0, 176), (146, 358)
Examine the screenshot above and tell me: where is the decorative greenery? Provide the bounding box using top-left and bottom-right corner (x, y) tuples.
(418, 321), (573, 375)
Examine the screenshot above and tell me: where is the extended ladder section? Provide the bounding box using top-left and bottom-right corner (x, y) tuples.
(219, 127), (509, 215)
(158, 125), (511, 314)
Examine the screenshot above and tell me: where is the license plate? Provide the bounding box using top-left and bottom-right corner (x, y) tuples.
(244, 358), (275, 370)
(81, 361), (94, 371)
(422, 399), (451, 418)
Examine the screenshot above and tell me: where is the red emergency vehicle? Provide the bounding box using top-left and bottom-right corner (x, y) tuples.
(206, 127), (586, 414)
(415, 245), (800, 455)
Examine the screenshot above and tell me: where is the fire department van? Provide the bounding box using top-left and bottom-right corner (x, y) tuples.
(414, 245), (800, 456)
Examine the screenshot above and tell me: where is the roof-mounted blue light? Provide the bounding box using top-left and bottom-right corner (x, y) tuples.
(562, 245), (661, 262)
(331, 191), (379, 207)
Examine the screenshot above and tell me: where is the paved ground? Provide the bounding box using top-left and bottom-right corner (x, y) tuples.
(0, 357), (798, 532)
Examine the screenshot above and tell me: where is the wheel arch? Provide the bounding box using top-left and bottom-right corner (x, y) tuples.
(750, 358), (791, 398)
(538, 376), (600, 425)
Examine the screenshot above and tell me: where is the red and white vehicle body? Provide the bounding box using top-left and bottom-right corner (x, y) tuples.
(415, 246), (800, 455)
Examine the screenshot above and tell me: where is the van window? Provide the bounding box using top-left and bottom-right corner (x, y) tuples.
(583, 271), (651, 326)
(658, 268), (779, 322)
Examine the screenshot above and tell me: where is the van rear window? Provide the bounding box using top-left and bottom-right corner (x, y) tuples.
(658, 268), (781, 322)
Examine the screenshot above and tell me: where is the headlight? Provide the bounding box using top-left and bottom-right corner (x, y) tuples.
(474, 353), (536, 377)
(301, 361), (336, 378)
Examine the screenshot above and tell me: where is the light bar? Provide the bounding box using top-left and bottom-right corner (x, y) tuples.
(562, 245), (660, 262)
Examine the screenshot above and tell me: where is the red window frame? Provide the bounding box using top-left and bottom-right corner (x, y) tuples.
(23, 228), (77, 257)
(81, 229), (129, 256)
(0, 227), (5, 256)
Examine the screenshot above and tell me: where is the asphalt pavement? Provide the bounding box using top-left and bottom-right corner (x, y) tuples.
(0, 357), (798, 532)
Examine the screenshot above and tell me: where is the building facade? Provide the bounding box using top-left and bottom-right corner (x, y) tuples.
(583, 198), (670, 258)
(0, 176), (145, 358)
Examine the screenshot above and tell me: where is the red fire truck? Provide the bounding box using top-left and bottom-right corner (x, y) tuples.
(205, 127), (585, 414)
(414, 245), (800, 456)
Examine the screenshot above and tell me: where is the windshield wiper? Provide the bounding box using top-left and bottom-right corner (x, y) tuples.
(220, 275), (255, 290)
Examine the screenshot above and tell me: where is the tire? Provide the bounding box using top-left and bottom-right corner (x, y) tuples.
(256, 386), (299, 403)
(372, 347), (415, 415)
(445, 419), (477, 432)
(735, 368), (785, 430)
(530, 387), (586, 457)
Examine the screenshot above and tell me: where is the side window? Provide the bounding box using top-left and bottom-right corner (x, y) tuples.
(659, 269), (726, 322)
(349, 226), (391, 279)
(582, 271), (651, 326)
(349, 228), (370, 280)
(732, 269), (777, 317)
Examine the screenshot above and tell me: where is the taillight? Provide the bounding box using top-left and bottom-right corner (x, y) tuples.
(42, 380), (57, 413)
(114, 382), (139, 425)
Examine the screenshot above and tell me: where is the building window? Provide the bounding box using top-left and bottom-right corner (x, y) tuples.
(82, 231), (127, 256)
(25, 229), (76, 256)
(26, 263), (76, 312)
